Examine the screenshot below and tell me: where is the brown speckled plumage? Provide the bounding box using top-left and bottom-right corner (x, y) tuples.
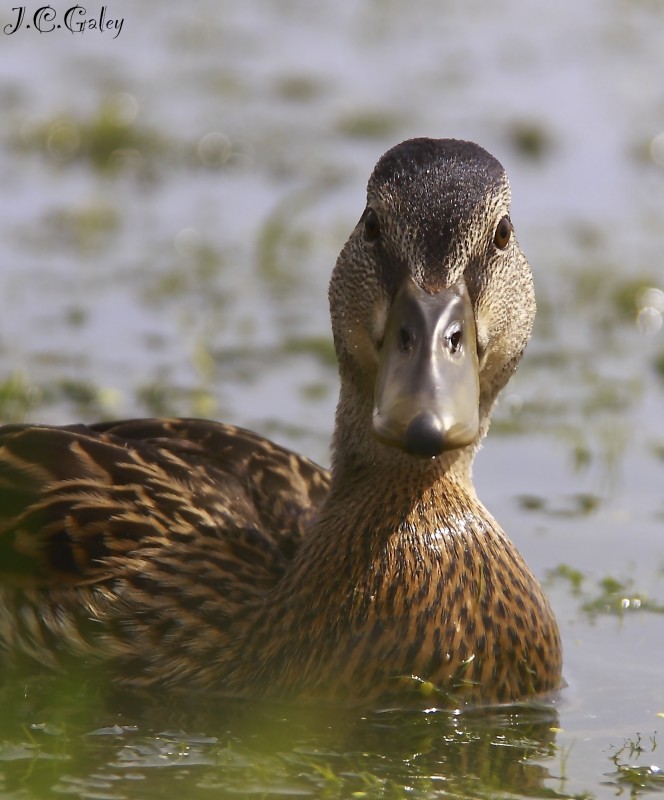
(0, 139), (562, 705)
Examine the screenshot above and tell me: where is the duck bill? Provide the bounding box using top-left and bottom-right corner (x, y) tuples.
(373, 277), (480, 458)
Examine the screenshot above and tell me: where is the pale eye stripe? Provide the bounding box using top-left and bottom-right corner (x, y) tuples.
(371, 296), (388, 346)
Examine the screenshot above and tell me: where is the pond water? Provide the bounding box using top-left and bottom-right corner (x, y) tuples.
(1, 0), (663, 797)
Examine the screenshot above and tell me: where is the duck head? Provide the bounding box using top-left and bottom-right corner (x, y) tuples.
(329, 138), (535, 469)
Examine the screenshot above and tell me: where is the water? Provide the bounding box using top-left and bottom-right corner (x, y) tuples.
(1, 0), (663, 797)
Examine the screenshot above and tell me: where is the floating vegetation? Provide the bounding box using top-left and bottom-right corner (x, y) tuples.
(283, 335), (337, 368)
(274, 74), (327, 103)
(337, 109), (403, 140)
(653, 349), (664, 382)
(300, 380), (330, 401)
(17, 93), (165, 174)
(583, 576), (664, 617)
(15, 94), (252, 178)
(52, 378), (121, 418)
(136, 380), (218, 420)
(612, 276), (664, 323)
(547, 564), (585, 597)
(517, 493), (600, 517)
(507, 119), (556, 162)
(142, 234), (226, 305)
(65, 306), (88, 327)
(40, 202), (120, 254)
(0, 372), (42, 423)
(548, 567), (664, 618)
(256, 190), (319, 297)
(0, 659), (571, 799)
(607, 733), (663, 795)
(0, 371), (122, 424)
(136, 380), (180, 418)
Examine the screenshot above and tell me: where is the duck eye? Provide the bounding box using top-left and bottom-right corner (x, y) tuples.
(494, 215), (513, 250)
(363, 208), (380, 242)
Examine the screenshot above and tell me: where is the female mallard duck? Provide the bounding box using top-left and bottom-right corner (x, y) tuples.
(0, 138), (561, 705)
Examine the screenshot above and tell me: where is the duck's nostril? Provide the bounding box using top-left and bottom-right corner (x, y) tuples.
(398, 326), (414, 353)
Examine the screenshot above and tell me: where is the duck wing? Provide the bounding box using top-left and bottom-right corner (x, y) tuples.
(0, 419), (330, 591)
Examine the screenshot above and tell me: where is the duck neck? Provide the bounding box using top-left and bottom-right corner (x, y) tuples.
(232, 447), (502, 700)
(315, 446), (488, 556)
(228, 382), (560, 702)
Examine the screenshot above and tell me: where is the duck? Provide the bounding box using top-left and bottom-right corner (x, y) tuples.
(0, 138), (562, 706)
